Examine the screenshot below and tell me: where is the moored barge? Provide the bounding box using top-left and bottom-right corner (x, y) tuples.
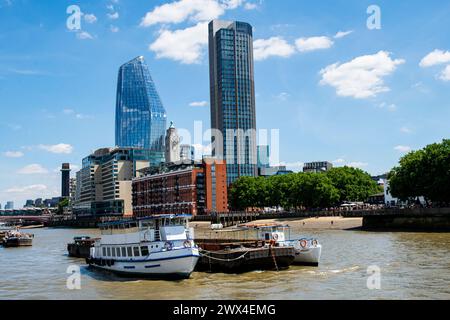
(2, 230), (34, 247)
(68, 236), (98, 258)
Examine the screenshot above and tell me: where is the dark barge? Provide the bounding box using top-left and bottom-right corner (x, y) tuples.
(67, 236), (98, 258)
(195, 240), (295, 273)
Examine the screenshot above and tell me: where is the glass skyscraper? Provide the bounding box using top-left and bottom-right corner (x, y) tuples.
(115, 56), (167, 166)
(208, 20), (257, 185)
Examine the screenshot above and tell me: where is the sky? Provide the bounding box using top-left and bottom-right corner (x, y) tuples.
(1, 0), (450, 208)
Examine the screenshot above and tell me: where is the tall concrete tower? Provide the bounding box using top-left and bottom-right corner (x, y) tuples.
(61, 163), (71, 198)
(165, 121), (180, 164)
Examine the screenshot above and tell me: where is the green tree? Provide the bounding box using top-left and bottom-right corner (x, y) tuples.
(57, 198), (70, 215)
(389, 139), (450, 204)
(326, 166), (380, 203)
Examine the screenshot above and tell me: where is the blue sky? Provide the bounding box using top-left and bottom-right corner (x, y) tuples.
(1, 0), (450, 207)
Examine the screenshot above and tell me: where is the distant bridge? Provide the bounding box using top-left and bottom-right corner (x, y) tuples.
(0, 215), (51, 224)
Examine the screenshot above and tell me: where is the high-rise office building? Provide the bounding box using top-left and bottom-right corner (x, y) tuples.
(73, 148), (150, 218)
(5, 201), (14, 210)
(208, 20), (257, 185)
(61, 163), (71, 198)
(115, 56), (167, 166)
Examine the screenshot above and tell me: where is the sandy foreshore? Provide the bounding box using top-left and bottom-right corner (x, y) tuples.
(191, 216), (362, 237)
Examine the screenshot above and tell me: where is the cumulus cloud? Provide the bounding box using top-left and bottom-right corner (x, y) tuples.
(76, 31), (94, 40)
(140, 0), (225, 26)
(84, 13), (97, 23)
(6, 184), (48, 193)
(253, 37), (295, 61)
(18, 164), (48, 174)
(319, 51), (405, 99)
(334, 30), (353, 39)
(347, 162), (369, 168)
(295, 36), (334, 52)
(439, 65), (450, 81)
(149, 22), (208, 64)
(38, 143), (74, 154)
(110, 25), (120, 33)
(189, 101), (208, 107)
(107, 12), (119, 20)
(419, 49), (450, 68)
(394, 145), (412, 153)
(4, 151), (24, 158)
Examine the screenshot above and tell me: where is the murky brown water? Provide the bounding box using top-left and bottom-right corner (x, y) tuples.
(1, 227), (449, 300)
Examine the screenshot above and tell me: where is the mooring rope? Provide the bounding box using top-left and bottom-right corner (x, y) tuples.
(199, 249), (250, 262)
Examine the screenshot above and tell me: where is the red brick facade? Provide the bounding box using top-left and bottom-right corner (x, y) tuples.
(132, 159), (228, 217)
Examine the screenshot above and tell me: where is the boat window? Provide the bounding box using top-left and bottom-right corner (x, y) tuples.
(102, 247), (106, 256)
(133, 246), (140, 257)
(127, 247), (132, 257)
(141, 246), (149, 256)
(107, 247), (111, 257)
(121, 247), (126, 257)
(116, 247), (121, 257)
(112, 247), (116, 257)
(265, 233), (270, 241)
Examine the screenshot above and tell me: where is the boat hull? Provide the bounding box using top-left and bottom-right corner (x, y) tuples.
(3, 238), (33, 247)
(196, 246), (296, 274)
(68, 243), (93, 258)
(87, 248), (199, 280)
(292, 245), (322, 266)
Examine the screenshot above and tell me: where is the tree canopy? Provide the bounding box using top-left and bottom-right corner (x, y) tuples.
(389, 139), (450, 204)
(229, 166), (379, 211)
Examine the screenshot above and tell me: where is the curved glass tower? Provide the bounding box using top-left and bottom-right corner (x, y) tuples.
(115, 56), (167, 165)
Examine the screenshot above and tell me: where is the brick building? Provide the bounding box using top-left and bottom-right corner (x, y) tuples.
(132, 158), (228, 217)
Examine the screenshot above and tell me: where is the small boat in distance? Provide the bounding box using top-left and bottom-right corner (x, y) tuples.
(68, 236), (99, 258)
(86, 215), (200, 280)
(2, 229), (34, 247)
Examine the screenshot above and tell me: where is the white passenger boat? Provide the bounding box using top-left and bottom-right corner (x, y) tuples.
(86, 214), (200, 279)
(242, 224), (322, 266)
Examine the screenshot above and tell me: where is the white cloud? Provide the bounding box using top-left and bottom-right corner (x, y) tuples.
(377, 102), (397, 112)
(189, 101), (208, 107)
(149, 22), (208, 64)
(110, 25), (119, 33)
(347, 162), (369, 168)
(253, 37), (295, 61)
(419, 49), (450, 68)
(394, 145), (412, 153)
(18, 164), (48, 175)
(400, 126), (412, 134)
(76, 31), (94, 40)
(63, 108), (75, 114)
(439, 65), (450, 81)
(295, 36), (334, 53)
(334, 30), (353, 39)
(140, 0), (225, 26)
(84, 13), (97, 24)
(332, 158), (346, 164)
(275, 92), (290, 101)
(4, 151), (24, 158)
(107, 12), (119, 20)
(6, 184), (48, 193)
(38, 143), (74, 154)
(319, 51), (405, 99)
(244, 2), (258, 10)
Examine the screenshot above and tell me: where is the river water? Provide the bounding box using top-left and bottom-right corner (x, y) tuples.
(1, 227), (449, 300)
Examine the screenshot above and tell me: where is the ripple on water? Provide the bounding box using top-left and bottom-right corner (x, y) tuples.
(1, 228), (450, 299)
